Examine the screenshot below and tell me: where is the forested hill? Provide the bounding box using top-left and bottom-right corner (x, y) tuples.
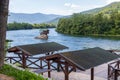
(56, 2), (120, 36)
(81, 2), (120, 14)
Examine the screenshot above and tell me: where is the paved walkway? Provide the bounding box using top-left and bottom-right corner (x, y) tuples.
(43, 63), (109, 80)
(43, 60), (120, 80)
(44, 71), (107, 80)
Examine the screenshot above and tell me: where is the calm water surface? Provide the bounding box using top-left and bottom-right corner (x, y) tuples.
(7, 28), (120, 52)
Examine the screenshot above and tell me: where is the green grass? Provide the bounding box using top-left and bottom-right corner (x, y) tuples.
(0, 64), (48, 80)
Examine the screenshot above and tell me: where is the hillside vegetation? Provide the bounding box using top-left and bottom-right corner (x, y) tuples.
(7, 22), (55, 30)
(81, 2), (120, 14)
(56, 2), (120, 36)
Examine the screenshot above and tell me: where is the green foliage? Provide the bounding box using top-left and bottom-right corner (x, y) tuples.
(81, 2), (120, 15)
(5, 40), (13, 56)
(33, 23), (55, 29)
(7, 22), (33, 30)
(0, 64), (48, 80)
(56, 11), (120, 36)
(7, 22), (56, 30)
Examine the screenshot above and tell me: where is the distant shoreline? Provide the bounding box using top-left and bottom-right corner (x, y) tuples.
(7, 22), (56, 31)
(56, 31), (120, 39)
(7, 27), (55, 31)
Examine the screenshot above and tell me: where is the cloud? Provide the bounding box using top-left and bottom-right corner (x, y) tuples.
(64, 3), (71, 7)
(42, 8), (72, 15)
(106, 0), (120, 4)
(71, 4), (80, 9)
(64, 3), (80, 9)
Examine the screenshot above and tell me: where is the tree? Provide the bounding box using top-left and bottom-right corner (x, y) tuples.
(0, 0), (9, 67)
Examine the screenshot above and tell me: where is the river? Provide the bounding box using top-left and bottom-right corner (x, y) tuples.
(7, 28), (120, 52)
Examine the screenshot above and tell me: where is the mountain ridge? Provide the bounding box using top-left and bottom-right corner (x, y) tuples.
(8, 12), (62, 23)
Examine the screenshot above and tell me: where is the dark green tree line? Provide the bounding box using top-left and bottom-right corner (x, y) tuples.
(56, 11), (120, 36)
(7, 22), (56, 30)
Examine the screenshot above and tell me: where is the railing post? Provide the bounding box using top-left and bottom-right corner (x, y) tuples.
(108, 64), (110, 80)
(91, 68), (94, 80)
(57, 58), (60, 72)
(40, 59), (43, 69)
(114, 69), (118, 80)
(117, 61), (120, 69)
(10, 57), (12, 63)
(65, 65), (69, 80)
(22, 53), (26, 68)
(48, 60), (51, 78)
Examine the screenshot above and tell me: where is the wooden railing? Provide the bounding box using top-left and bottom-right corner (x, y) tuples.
(5, 55), (55, 78)
(108, 60), (120, 80)
(5, 54), (57, 70)
(5, 56), (22, 65)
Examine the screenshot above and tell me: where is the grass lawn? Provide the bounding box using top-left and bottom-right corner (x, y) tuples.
(0, 64), (48, 80)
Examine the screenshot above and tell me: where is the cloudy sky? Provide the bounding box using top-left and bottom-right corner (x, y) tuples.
(9, 0), (120, 15)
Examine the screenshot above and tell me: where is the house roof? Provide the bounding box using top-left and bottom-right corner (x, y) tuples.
(45, 47), (119, 70)
(8, 42), (68, 55)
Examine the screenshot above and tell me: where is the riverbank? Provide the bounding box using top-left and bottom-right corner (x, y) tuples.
(57, 31), (120, 37)
(56, 31), (120, 40)
(88, 34), (120, 37)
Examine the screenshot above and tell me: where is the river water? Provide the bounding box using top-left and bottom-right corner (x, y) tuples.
(7, 28), (120, 52)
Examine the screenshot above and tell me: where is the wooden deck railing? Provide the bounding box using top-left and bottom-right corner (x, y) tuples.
(5, 54), (57, 70)
(108, 60), (120, 80)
